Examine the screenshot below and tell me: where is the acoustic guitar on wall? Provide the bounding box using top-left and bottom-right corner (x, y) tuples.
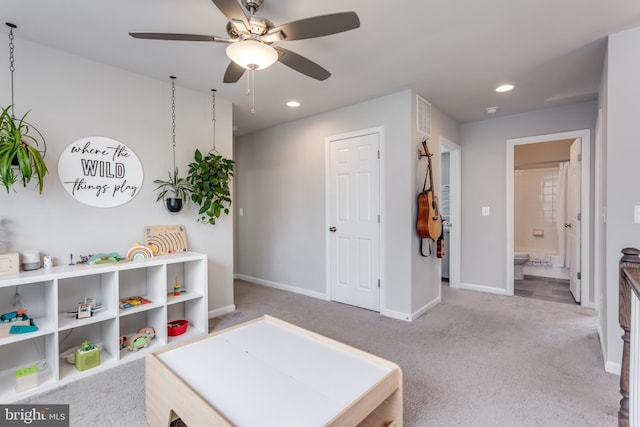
(417, 138), (443, 256)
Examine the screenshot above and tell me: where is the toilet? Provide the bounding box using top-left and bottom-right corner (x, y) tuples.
(514, 252), (530, 280)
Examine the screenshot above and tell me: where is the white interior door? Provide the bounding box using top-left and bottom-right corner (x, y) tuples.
(328, 131), (380, 311)
(568, 139), (581, 302)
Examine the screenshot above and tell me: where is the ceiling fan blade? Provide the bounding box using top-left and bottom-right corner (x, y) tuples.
(223, 61), (246, 83)
(268, 12), (360, 41)
(129, 32), (228, 42)
(212, 0), (251, 30)
(274, 47), (330, 81)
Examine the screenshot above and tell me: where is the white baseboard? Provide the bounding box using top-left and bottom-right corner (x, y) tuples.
(410, 296), (441, 321)
(605, 360), (621, 376)
(208, 304), (236, 319)
(453, 282), (511, 296)
(380, 308), (412, 322)
(236, 274), (329, 301)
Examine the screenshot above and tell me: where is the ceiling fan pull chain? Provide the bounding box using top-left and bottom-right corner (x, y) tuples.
(251, 69), (256, 114)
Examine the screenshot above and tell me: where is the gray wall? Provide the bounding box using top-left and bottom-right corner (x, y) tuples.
(603, 26), (640, 370)
(459, 101), (597, 292)
(0, 37), (235, 315)
(236, 90), (459, 319)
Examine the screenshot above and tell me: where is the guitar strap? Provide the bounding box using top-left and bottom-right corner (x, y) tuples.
(422, 160), (430, 193)
(420, 148), (433, 257)
(420, 237), (432, 257)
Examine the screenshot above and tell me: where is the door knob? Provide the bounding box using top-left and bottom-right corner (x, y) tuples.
(564, 224), (571, 228)
(329, 227), (337, 232)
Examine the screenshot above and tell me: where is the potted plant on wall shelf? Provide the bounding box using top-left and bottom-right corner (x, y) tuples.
(153, 167), (193, 214)
(186, 149), (234, 225)
(0, 106), (48, 194)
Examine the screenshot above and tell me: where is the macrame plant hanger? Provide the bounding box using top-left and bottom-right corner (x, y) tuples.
(5, 22), (46, 157)
(210, 89), (219, 154)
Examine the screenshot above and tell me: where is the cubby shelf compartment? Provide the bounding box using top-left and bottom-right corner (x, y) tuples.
(0, 251), (208, 403)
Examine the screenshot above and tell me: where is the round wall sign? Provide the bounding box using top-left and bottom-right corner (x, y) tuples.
(58, 136), (144, 208)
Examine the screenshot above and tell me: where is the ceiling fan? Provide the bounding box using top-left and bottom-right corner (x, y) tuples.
(129, 0), (360, 83)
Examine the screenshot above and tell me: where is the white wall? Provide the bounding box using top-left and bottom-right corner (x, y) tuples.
(602, 26), (640, 372)
(459, 101), (597, 292)
(0, 37), (235, 316)
(235, 90), (459, 320)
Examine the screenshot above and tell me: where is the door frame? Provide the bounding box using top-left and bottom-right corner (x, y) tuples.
(506, 129), (591, 307)
(325, 126), (385, 311)
(440, 137), (461, 289)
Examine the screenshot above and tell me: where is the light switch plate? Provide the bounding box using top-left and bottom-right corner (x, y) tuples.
(635, 205), (640, 224)
(482, 206), (490, 217)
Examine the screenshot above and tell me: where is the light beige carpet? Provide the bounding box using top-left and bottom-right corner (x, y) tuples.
(20, 280), (620, 426)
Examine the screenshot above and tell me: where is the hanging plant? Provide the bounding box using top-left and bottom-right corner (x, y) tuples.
(153, 167), (193, 213)
(186, 149), (234, 225)
(0, 106), (48, 193)
(153, 76), (190, 213)
(0, 24), (47, 194)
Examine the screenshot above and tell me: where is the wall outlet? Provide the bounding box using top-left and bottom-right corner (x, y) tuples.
(635, 205), (640, 224)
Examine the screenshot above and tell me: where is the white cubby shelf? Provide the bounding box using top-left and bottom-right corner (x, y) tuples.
(0, 251), (208, 403)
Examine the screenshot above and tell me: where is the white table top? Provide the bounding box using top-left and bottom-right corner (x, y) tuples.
(157, 317), (393, 426)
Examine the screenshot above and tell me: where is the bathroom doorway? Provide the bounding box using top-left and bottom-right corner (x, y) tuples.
(506, 130), (591, 308)
(440, 137), (461, 289)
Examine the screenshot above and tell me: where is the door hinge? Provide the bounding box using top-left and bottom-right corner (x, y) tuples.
(577, 213), (581, 221)
(377, 150), (380, 159)
(378, 215), (380, 224)
(577, 272), (581, 280)
(578, 153), (582, 162)
(378, 279), (380, 288)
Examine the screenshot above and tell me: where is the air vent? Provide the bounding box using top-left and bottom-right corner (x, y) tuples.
(417, 95), (431, 137)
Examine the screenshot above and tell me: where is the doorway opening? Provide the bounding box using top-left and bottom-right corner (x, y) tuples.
(439, 137), (461, 290)
(506, 129), (591, 307)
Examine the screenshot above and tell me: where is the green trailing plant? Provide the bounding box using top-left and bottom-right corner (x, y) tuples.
(0, 105), (48, 194)
(186, 149), (234, 225)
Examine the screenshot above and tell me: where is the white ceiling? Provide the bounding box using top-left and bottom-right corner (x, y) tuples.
(3, 0), (640, 135)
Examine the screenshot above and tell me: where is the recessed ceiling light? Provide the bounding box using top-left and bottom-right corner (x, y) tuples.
(286, 100), (301, 108)
(495, 84), (515, 93)
(485, 107), (498, 114)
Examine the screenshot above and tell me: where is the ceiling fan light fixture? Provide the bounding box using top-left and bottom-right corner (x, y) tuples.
(226, 40), (278, 70)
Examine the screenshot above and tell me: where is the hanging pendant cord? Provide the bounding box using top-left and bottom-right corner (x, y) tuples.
(170, 76), (177, 171)
(7, 23), (17, 118)
(211, 89), (218, 153)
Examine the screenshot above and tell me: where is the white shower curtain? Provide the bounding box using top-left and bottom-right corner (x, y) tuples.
(556, 162), (569, 268)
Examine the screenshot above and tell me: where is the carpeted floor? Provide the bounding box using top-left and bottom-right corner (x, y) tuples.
(18, 280), (620, 426)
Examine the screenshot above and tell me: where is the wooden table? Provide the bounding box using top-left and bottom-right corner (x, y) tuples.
(146, 315), (402, 426)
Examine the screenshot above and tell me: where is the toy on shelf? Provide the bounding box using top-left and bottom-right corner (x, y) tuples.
(119, 296), (152, 310)
(75, 340), (100, 371)
(127, 326), (156, 352)
(1, 309), (28, 323)
(87, 253), (122, 265)
(168, 276), (187, 297)
(126, 243), (154, 261)
(67, 297), (104, 319)
(0, 310), (38, 337)
(168, 320), (188, 337)
(119, 335), (128, 350)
